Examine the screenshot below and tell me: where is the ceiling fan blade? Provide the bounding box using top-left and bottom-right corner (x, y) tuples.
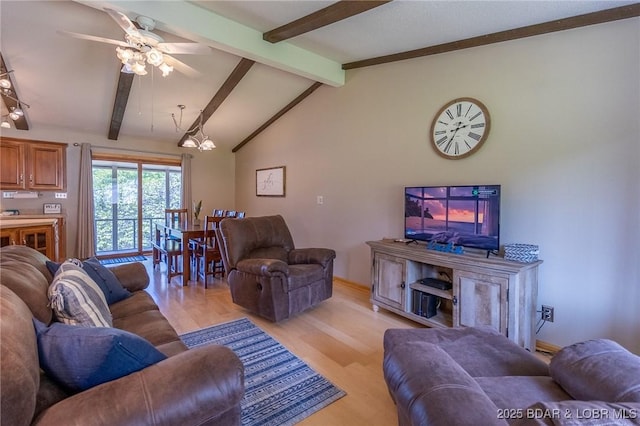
(163, 55), (201, 78)
(157, 43), (212, 55)
(58, 30), (129, 48)
(104, 8), (142, 39)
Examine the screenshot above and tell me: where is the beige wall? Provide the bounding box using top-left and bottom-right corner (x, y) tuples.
(234, 20), (640, 353)
(0, 126), (235, 256)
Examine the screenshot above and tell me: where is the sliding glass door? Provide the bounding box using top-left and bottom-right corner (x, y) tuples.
(93, 159), (181, 256)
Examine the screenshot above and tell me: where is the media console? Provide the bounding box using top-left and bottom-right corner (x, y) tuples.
(367, 239), (542, 351)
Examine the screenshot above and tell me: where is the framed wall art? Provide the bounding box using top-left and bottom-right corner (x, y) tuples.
(256, 166), (286, 197)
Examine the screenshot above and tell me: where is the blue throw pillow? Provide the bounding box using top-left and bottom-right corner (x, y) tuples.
(46, 258), (130, 304)
(34, 319), (167, 393)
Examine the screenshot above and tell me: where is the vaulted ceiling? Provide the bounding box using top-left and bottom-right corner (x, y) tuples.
(1, 1), (638, 152)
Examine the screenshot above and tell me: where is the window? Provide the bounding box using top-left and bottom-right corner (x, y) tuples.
(92, 157), (181, 255)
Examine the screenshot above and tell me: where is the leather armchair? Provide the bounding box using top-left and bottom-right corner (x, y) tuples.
(217, 215), (336, 322)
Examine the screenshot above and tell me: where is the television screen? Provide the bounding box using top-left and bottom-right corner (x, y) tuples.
(404, 185), (501, 251)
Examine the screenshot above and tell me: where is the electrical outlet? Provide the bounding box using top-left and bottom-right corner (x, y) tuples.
(541, 305), (554, 322)
(316, 195), (324, 205)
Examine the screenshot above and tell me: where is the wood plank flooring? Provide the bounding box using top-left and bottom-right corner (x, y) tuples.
(143, 260), (418, 425)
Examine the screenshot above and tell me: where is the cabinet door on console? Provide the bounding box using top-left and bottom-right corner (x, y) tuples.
(456, 271), (508, 334)
(373, 253), (406, 310)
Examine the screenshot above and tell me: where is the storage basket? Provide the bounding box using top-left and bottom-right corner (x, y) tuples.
(504, 243), (539, 263)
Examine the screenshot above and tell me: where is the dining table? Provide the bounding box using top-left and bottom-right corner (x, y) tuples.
(163, 220), (204, 286)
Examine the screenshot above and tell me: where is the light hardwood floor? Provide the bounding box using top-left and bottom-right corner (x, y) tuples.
(143, 260), (418, 425)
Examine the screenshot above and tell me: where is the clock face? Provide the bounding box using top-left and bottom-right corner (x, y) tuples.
(430, 98), (491, 159)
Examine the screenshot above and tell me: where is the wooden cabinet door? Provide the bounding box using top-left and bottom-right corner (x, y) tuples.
(0, 229), (18, 247)
(28, 143), (66, 190)
(0, 141), (26, 189)
(455, 271), (508, 334)
(19, 226), (53, 258)
(373, 253), (406, 310)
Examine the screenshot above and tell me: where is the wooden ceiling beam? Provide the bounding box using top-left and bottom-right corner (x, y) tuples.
(233, 81), (323, 153)
(343, 3), (640, 70)
(108, 69), (134, 140)
(0, 52), (29, 131)
(263, 0), (392, 43)
(178, 58), (255, 146)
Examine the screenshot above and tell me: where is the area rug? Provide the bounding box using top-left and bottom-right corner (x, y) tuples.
(98, 255), (146, 265)
(180, 317), (346, 426)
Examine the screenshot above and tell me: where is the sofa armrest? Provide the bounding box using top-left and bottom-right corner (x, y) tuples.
(550, 339), (640, 402)
(289, 248), (336, 267)
(108, 262), (149, 292)
(34, 345), (244, 426)
(384, 341), (505, 426)
(236, 258), (289, 276)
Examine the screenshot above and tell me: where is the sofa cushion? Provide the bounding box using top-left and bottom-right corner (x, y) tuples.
(109, 291), (159, 320)
(550, 339), (640, 402)
(0, 261), (53, 324)
(476, 376), (571, 409)
(34, 320), (167, 393)
(113, 309), (182, 347)
(48, 262), (112, 327)
(47, 258), (131, 305)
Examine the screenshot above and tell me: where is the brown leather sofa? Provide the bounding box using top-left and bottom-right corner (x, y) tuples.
(0, 245), (244, 426)
(217, 215), (336, 322)
(383, 326), (640, 426)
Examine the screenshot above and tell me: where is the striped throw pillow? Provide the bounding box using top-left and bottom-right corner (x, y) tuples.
(48, 261), (113, 327)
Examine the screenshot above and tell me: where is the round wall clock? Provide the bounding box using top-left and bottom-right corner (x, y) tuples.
(430, 97), (491, 159)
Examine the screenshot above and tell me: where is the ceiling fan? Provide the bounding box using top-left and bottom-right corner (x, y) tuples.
(60, 8), (211, 77)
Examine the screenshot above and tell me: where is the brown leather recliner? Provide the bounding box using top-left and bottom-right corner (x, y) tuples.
(217, 215), (336, 322)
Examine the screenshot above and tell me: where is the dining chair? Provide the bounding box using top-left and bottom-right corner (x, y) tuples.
(212, 209), (226, 217)
(236, 211), (246, 218)
(165, 208), (188, 227)
(191, 215), (224, 287)
(225, 210), (237, 217)
(151, 223), (182, 282)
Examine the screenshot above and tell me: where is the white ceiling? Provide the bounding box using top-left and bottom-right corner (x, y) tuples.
(0, 0), (634, 151)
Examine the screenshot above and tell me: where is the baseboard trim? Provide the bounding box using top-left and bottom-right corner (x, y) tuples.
(536, 339), (561, 355)
(334, 276), (369, 293)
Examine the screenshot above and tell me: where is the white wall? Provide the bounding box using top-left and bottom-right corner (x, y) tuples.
(234, 20), (640, 353)
(0, 125), (235, 256)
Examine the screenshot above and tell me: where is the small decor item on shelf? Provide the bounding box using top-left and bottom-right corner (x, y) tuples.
(504, 243), (539, 263)
(193, 200), (202, 226)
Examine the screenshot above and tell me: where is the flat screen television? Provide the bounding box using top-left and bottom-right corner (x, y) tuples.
(404, 185), (501, 252)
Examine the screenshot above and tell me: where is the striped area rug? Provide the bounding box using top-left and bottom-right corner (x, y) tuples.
(180, 317), (346, 426)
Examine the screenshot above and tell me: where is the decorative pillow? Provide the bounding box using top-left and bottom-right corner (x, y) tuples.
(33, 319), (167, 393)
(48, 261), (113, 327)
(47, 258), (131, 305)
(550, 339), (640, 402)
